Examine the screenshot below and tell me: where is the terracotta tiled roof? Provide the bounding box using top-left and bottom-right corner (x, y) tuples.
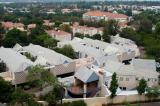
(47, 30), (71, 36)
(84, 11), (128, 19)
(2, 22), (14, 29)
(28, 24), (36, 29)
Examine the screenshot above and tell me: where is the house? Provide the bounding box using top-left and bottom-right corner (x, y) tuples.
(72, 25), (103, 36)
(46, 30), (72, 41)
(0, 47), (33, 85)
(43, 20), (54, 26)
(2, 22), (25, 31)
(83, 11), (128, 22)
(102, 59), (159, 90)
(67, 66), (100, 98)
(17, 44), (76, 76)
(58, 38), (106, 60)
(27, 24), (36, 29)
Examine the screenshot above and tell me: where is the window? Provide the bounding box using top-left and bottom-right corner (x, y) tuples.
(126, 78), (129, 81)
(120, 77), (123, 81)
(148, 78), (150, 81)
(136, 77), (139, 80)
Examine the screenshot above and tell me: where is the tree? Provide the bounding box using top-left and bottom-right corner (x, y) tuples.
(0, 61), (7, 73)
(60, 24), (72, 33)
(91, 34), (101, 40)
(54, 21), (62, 27)
(102, 20), (118, 43)
(74, 33), (84, 39)
(27, 65), (57, 89)
(109, 72), (118, 98)
(11, 88), (41, 106)
(0, 23), (5, 46)
(120, 27), (141, 45)
(139, 19), (152, 33)
(55, 45), (76, 59)
(42, 84), (63, 106)
(137, 78), (147, 95)
(0, 77), (13, 103)
(155, 22), (160, 38)
(3, 28), (29, 47)
(146, 87), (159, 99)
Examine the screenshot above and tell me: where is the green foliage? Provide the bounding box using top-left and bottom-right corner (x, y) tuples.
(120, 27), (141, 45)
(55, 45), (76, 59)
(0, 77), (13, 103)
(109, 72), (118, 98)
(41, 84), (63, 106)
(91, 34), (101, 40)
(24, 52), (37, 62)
(11, 88), (41, 106)
(103, 20), (118, 42)
(54, 21), (62, 27)
(60, 24), (72, 33)
(137, 78), (147, 95)
(146, 86), (160, 99)
(75, 33), (84, 39)
(27, 65), (58, 89)
(0, 61), (7, 73)
(138, 19), (152, 33)
(155, 22), (160, 38)
(0, 23), (5, 46)
(3, 28), (29, 47)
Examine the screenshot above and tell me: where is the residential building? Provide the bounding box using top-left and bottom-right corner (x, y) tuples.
(2, 22), (25, 31)
(102, 59), (159, 90)
(72, 25), (103, 36)
(16, 44), (76, 76)
(46, 30), (72, 41)
(0, 47), (33, 85)
(27, 24), (36, 29)
(83, 11), (128, 22)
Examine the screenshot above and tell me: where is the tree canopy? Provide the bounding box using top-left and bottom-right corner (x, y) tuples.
(109, 72), (118, 98)
(137, 78), (147, 95)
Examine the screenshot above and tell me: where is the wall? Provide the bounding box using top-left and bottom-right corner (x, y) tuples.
(63, 95), (160, 106)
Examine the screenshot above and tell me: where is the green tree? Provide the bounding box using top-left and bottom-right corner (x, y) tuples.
(74, 33), (84, 39)
(27, 65), (57, 89)
(137, 78), (147, 95)
(91, 34), (101, 40)
(55, 45), (76, 59)
(139, 19), (152, 33)
(42, 84), (63, 106)
(0, 23), (5, 46)
(3, 28), (29, 47)
(109, 72), (118, 98)
(103, 20), (118, 42)
(146, 87), (159, 99)
(0, 77), (13, 103)
(11, 88), (41, 106)
(60, 24), (72, 33)
(155, 22), (160, 38)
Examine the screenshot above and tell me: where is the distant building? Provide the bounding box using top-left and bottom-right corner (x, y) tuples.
(46, 30), (72, 41)
(72, 25), (103, 36)
(83, 11), (128, 22)
(27, 24), (36, 29)
(2, 22), (24, 31)
(102, 59), (159, 90)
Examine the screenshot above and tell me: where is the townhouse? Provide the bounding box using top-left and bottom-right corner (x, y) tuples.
(16, 44), (76, 77)
(0, 47), (33, 85)
(72, 25), (103, 36)
(1, 21), (25, 31)
(102, 59), (159, 90)
(46, 30), (72, 41)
